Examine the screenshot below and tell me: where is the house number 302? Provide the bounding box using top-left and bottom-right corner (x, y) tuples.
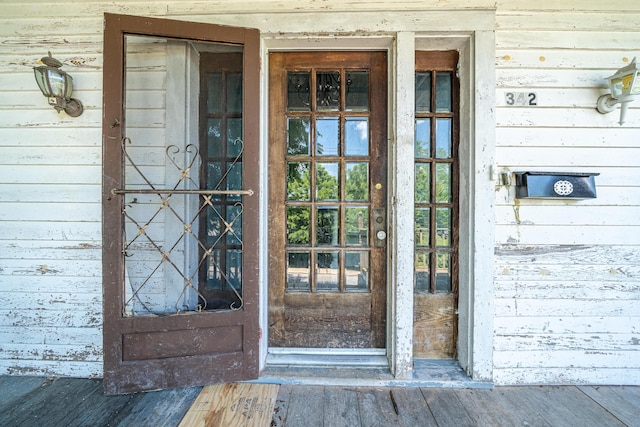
(504, 92), (538, 106)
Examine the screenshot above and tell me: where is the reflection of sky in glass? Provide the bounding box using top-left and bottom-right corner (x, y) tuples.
(345, 118), (368, 156)
(316, 118), (339, 156)
(435, 118), (451, 158)
(415, 119), (430, 158)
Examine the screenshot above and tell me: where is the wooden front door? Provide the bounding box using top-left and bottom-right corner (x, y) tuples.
(102, 14), (260, 394)
(268, 52), (388, 348)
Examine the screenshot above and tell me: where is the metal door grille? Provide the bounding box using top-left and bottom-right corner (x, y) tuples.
(112, 137), (251, 316)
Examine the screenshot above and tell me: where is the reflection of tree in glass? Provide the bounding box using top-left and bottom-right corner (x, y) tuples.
(316, 164), (338, 200)
(287, 207), (310, 244)
(317, 209), (338, 245)
(287, 118), (310, 155)
(287, 162), (310, 200)
(346, 163), (368, 201)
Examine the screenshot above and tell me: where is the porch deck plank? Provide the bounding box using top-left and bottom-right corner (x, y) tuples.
(420, 387), (475, 427)
(271, 384), (293, 427)
(279, 385), (325, 426)
(389, 386), (438, 426)
(454, 388), (528, 426)
(324, 387), (361, 427)
(120, 387), (201, 427)
(0, 375), (47, 414)
(356, 387), (404, 426)
(578, 386), (640, 427)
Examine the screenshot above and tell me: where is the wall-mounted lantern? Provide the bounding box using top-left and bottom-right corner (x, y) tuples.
(33, 52), (83, 117)
(596, 57), (639, 125)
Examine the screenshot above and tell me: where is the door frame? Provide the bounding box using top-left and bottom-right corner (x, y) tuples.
(260, 32), (495, 381)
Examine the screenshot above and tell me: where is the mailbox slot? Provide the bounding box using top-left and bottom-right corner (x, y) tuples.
(515, 172), (599, 199)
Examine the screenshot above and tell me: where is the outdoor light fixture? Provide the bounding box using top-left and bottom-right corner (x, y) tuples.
(596, 57), (639, 125)
(33, 52), (83, 117)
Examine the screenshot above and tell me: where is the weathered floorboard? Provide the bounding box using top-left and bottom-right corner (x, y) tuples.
(389, 387), (438, 426)
(277, 385), (325, 427)
(420, 387), (476, 427)
(578, 386), (640, 427)
(324, 387), (361, 427)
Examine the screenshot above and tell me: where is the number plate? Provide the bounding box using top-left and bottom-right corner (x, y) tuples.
(504, 92), (538, 106)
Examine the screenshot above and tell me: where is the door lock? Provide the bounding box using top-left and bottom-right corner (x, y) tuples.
(373, 208), (386, 247)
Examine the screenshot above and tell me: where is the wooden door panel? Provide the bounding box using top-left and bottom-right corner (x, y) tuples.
(268, 51), (387, 349)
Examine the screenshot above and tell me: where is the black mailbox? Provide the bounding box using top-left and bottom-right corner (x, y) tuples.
(515, 172), (599, 199)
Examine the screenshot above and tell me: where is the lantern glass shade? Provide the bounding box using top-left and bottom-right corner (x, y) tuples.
(606, 58), (640, 99)
(34, 66), (73, 100)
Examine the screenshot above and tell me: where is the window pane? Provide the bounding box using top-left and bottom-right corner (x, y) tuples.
(287, 252), (311, 291)
(435, 163), (451, 203)
(206, 206), (223, 246)
(415, 164), (430, 203)
(287, 162), (310, 201)
(415, 72), (431, 112)
(287, 207), (310, 245)
(207, 162), (223, 198)
(317, 72), (340, 111)
(415, 119), (431, 158)
(436, 208), (451, 248)
(435, 252), (451, 292)
(317, 206), (339, 245)
(227, 72), (242, 113)
(288, 72), (310, 111)
(345, 162), (369, 201)
(207, 118), (222, 157)
(207, 73), (222, 114)
(345, 117), (369, 156)
(414, 208), (430, 247)
(346, 71), (369, 111)
(227, 118), (242, 157)
(226, 204), (242, 245)
(205, 250), (222, 290)
(316, 118), (339, 156)
(287, 117), (310, 155)
(436, 72), (452, 113)
(226, 161), (242, 200)
(316, 251), (339, 291)
(415, 251), (430, 293)
(226, 249), (242, 291)
(435, 118), (452, 159)
(316, 162), (339, 201)
(345, 207), (368, 246)
(345, 251), (368, 292)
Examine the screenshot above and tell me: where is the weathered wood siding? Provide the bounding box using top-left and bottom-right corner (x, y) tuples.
(0, 0), (638, 384)
(494, 2), (640, 385)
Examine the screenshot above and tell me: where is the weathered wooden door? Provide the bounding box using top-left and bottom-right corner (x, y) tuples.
(268, 52), (387, 348)
(102, 14), (260, 394)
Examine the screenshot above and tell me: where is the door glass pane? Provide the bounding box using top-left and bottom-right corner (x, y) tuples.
(346, 71), (369, 111)
(436, 72), (452, 113)
(345, 117), (369, 156)
(205, 250), (222, 290)
(316, 118), (339, 156)
(317, 71), (340, 111)
(317, 206), (339, 245)
(415, 164), (430, 203)
(207, 118), (222, 156)
(227, 73), (242, 113)
(415, 119), (430, 158)
(207, 162), (223, 200)
(436, 208), (451, 247)
(288, 72), (310, 111)
(415, 72), (431, 112)
(226, 204), (242, 245)
(226, 249), (242, 291)
(207, 73), (222, 113)
(415, 208), (430, 247)
(287, 252), (311, 291)
(345, 207), (369, 246)
(345, 162), (369, 201)
(226, 161), (242, 200)
(435, 253), (451, 292)
(435, 118), (451, 159)
(316, 162), (339, 201)
(287, 162), (310, 201)
(345, 251), (368, 291)
(287, 117), (310, 155)
(287, 207), (310, 245)
(415, 251), (430, 293)
(316, 251), (339, 291)
(435, 163), (451, 203)
(227, 118), (243, 157)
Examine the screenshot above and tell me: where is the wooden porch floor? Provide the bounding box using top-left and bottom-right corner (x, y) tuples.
(1, 376), (638, 426)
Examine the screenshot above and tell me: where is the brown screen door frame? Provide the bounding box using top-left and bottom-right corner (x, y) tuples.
(102, 13), (260, 394)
